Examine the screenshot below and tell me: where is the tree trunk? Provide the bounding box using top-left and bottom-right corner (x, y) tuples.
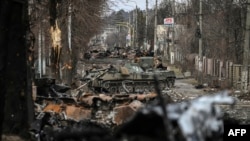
(0, 0), (33, 139)
(241, 0), (250, 92)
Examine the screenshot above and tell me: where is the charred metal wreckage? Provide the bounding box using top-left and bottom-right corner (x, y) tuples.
(82, 57), (176, 94)
(30, 74), (235, 141)
(30, 77), (158, 140)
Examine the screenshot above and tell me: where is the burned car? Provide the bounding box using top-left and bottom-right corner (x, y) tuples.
(84, 46), (111, 59)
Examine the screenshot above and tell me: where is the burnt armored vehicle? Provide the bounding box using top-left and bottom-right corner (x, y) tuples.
(82, 59), (176, 94)
(137, 56), (176, 85)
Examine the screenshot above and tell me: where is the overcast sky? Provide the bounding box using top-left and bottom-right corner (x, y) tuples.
(110, 0), (162, 12)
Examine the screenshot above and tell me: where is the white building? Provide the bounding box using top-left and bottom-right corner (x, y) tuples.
(156, 24), (186, 64)
(88, 26), (118, 50)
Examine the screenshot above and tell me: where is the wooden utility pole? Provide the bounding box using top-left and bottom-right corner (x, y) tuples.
(68, 1), (72, 53)
(241, 0), (250, 92)
(198, 0), (203, 84)
(172, 0), (175, 63)
(154, 0), (158, 56)
(133, 8), (136, 48)
(135, 5), (138, 48)
(0, 0), (34, 138)
(144, 0), (148, 51)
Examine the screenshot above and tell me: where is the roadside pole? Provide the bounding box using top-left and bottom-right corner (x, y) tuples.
(135, 5), (138, 48)
(198, 0), (203, 85)
(144, 0), (148, 51)
(241, 0), (250, 92)
(172, 0), (175, 64)
(154, 0), (158, 57)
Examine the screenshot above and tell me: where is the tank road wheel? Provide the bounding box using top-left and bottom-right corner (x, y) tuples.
(149, 85), (155, 92)
(123, 84), (134, 93)
(143, 86), (150, 93)
(118, 86), (126, 93)
(103, 81), (110, 89)
(134, 86), (144, 93)
(109, 86), (117, 94)
(126, 86), (134, 93)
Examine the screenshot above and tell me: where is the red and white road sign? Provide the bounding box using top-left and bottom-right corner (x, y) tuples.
(164, 17), (174, 25)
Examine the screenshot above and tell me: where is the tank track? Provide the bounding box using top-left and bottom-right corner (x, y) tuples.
(101, 79), (174, 94)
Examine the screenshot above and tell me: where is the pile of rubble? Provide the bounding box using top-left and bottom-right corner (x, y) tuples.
(30, 77), (236, 141)
(34, 91), (158, 126)
(30, 78), (161, 139)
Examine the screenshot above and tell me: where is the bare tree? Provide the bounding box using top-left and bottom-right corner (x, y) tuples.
(29, 0), (108, 84)
(173, 0), (247, 64)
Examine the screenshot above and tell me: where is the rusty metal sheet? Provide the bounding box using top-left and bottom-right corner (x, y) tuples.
(128, 94), (137, 99)
(79, 94), (112, 106)
(98, 94), (112, 102)
(79, 95), (97, 106)
(134, 94), (147, 101)
(145, 93), (157, 99)
(113, 94), (131, 101)
(113, 105), (137, 125)
(79, 93), (101, 105)
(65, 105), (91, 122)
(43, 104), (62, 113)
(133, 93), (157, 101)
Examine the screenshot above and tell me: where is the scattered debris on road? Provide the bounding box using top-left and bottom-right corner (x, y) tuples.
(30, 75), (236, 141)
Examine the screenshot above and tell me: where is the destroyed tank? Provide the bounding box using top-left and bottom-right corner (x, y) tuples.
(82, 61), (176, 94)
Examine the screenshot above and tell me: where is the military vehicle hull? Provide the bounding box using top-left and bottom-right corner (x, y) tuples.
(82, 63), (176, 94)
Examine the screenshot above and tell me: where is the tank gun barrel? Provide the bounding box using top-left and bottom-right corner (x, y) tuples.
(75, 68), (109, 90)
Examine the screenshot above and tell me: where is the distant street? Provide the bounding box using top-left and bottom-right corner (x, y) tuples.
(173, 78), (205, 100)
(171, 78), (250, 124)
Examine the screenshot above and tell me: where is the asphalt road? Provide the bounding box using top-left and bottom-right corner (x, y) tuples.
(172, 78), (250, 124)
(173, 78), (206, 99)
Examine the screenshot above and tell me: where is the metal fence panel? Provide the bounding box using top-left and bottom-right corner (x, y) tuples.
(207, 58), (213, 75)
(191, 55), (250, 89)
